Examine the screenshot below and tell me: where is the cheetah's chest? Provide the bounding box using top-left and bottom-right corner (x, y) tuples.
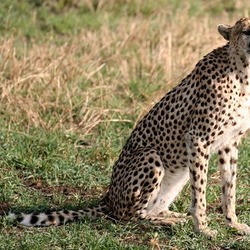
(211, 93), (250, 152)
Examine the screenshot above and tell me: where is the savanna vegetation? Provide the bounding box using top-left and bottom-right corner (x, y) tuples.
(0, 0), (250, 249)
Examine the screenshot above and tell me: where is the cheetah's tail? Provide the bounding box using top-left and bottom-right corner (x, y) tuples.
(7, 202), (109, 227)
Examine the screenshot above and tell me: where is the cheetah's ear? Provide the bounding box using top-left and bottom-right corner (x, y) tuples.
(218, 24), (232, 41)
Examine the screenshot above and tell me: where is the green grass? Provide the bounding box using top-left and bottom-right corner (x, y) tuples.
(0, 0), (250, 249)
(0, 0), (245, 38)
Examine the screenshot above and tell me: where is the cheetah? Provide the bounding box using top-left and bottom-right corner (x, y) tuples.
(8, 18), (250, 237)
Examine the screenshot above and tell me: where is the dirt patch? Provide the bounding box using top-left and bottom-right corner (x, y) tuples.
(23, 178), (107, 200)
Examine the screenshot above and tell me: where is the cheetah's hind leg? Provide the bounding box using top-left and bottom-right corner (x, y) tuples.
(109, 147), (189, 228)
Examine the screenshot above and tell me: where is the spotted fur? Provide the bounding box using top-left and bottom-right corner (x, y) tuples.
(10, 18), (250, 237)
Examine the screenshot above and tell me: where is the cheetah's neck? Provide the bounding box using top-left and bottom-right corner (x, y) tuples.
(229, 48), (250, 92)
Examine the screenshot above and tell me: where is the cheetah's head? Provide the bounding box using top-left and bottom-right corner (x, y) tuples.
(218, 17), (250, 56)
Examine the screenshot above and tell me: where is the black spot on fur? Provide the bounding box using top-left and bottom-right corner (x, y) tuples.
(149, 171), (154, 178)
(148, 157), (154, 163)
(17, 216), (24, 223)
(58, 215), (65, 224)
(30, 215), (39, 224)
(41, 220), (46, 225)
(219, 158), (225, 164)
(48, 215), (54, 222)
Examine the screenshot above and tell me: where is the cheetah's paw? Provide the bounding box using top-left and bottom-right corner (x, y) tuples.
(229, 222), (250, 235)
(196, 228), (218, 238)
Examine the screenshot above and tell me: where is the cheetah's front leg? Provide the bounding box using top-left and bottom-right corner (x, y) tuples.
(187, 137), (217, 237)
(219, 140), (250, 235)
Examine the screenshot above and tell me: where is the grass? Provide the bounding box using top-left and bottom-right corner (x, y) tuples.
(0, 0), (250, 249)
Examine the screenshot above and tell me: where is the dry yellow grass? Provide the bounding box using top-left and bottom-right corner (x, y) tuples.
(0, 2), (249, 136)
